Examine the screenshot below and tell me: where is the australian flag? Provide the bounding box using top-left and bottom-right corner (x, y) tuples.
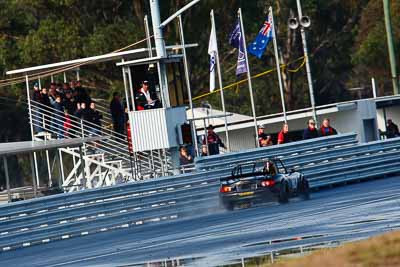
(229, 19), (248, 76)
(248, 14), (273, 59)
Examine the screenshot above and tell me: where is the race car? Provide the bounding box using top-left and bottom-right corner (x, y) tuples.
(219, 158), (309, 210)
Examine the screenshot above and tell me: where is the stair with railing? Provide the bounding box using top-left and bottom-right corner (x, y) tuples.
(80, 98), (175, 178)
(30, 100), (174, 191)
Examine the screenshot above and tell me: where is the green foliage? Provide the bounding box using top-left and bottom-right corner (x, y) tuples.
(352, 0), (400, 93)
(18, 19), (82, 64)
(0, 0), (398, 125)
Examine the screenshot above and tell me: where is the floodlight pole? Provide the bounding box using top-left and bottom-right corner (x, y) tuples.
(149, 0), (170, 108)
(296, 0), (317, 124)
(383, 0), (399, 95)
(149, 0), (201, 108)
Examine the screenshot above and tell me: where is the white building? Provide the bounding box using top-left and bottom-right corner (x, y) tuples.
(189, 95), (400, 152)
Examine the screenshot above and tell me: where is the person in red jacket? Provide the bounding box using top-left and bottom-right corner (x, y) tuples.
(319, 118), (337, 137)
(277, 123), (290, 144)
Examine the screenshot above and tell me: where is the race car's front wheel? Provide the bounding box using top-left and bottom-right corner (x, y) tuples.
(278, 181), (289, 204)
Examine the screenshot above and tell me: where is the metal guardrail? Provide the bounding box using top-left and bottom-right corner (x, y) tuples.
(1, 135), (400, 251)
(0, 169), (226, 219)
(195, 133), (358, 171)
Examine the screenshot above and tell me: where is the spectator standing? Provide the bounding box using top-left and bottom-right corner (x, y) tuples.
(135, 80), (160, 110)
(386, 119), (400, 138)
(63, 83), (72, 95)
(74, 103), (83, 119)
(51, 95), (65, 139)
(40, 88), (52, 130)
(80, 103), (89, 121)
(49, 83), (57, 103)
(75, 80), (91, 105)
(69, 81), (76, 92)
(303, 119), (319, 140)
(319, 118), (338, 137)
(32, 82), (41, 103)
(56, 83), (64, 97)
(277, 123), (290, 144)
(110, 92), (125, 135)
(86, 102), (102, 136)
(203, 125), (225, 156)
(63, 91), (76, 115)
(258, 125), (273, 147)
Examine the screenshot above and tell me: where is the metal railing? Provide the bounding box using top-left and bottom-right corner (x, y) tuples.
(195, 133), (358, 171)
(0, 135), (400, 251)
(30, 100), (173, 180)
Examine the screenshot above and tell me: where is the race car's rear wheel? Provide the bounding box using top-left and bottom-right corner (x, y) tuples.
(299, 178), (310, 200)
(278, 181), (289, 204)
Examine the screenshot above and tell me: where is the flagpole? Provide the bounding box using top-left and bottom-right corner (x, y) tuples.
(270, 6), (287, 123)
(210, 10), (230, 152)
(238, 8), (259, 148)
(177, 15), (199, 157)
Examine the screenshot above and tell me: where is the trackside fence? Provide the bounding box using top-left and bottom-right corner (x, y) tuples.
(0, 134), (400, 251)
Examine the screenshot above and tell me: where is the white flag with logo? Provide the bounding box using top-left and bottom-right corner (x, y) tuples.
(208, 22), (217, 92)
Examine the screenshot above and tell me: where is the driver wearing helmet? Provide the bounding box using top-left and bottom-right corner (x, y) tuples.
(263, 160), (277, 176)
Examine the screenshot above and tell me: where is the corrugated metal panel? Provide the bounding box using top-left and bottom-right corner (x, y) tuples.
(129, 107), (187, 152)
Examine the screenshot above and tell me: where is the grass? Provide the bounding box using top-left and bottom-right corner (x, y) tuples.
(272, 231), (400, 267)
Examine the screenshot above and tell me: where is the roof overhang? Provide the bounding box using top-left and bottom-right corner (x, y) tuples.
(6, 44), (198, 76)
(116, 54), (184, 67)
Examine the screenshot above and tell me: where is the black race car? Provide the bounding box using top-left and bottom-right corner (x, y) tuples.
(219, 158), (309, 210)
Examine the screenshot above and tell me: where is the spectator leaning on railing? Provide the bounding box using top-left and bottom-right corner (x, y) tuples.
(319, 118), (337, 137)
(203, 125), (226, 156)
(277, 123), (290, 144)
(28, 79), (148, 141)
(258, 125), (273, 147)
(303, 119), (319, 140)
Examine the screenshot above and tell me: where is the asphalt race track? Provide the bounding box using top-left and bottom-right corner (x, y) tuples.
(1, 176), (400, 266)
